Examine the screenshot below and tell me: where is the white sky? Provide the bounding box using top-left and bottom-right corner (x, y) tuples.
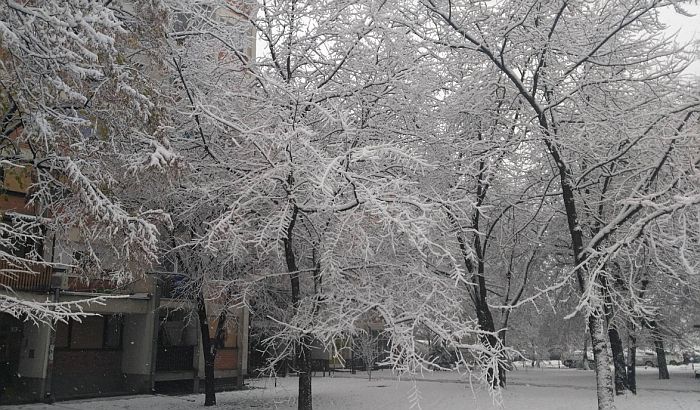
(659, 3), (700, 76)
(256, 5), (700, 74)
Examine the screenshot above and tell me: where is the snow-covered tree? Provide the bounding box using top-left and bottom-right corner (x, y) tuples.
(1, 1), (174, 322)
(158, 1), (509, 408)
(415, 1), (700, 408)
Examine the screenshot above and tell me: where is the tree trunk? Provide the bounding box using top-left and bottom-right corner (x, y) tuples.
(447, 167), (507, 389)
(197, 292), (217, 406)
(283, 205), (313, 410)
(627, 328), (637, 394)
(547, 147), (615, 408)
(582, 338), (588, 370)
(589, 311), (616, 410)
(644, 319), (669, 380)
(653, 340), (669, 380)
(476, 307), (506, 388)
(297, 337), (313, 410)
(196, 290), (228, 406)
(600, 273), (627, 394)
(608, 327), (627, 395)
(452, 212), (506, 387)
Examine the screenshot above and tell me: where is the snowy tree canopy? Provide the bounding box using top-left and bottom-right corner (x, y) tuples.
(0, 0), (175, 322)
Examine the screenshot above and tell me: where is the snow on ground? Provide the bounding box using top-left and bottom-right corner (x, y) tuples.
(8, 367), (700, 410)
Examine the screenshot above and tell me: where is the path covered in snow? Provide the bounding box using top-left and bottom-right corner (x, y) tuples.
(9, 366), (700, 409)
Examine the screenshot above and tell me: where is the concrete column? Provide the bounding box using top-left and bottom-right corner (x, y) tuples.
(17, 322), (51, 401)
(121, 313), (154, 394)
(122, 278), (157, 394)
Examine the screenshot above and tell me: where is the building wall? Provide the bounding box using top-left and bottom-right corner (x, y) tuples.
(193, 307), (247, 389)
(121, 312), (156, 394)
(14, 322), (50, 402)
(52, 316), (125, 399)
(0, 192), (33, 214)
(17, 323), (49, 379)
(0, 317), (48, 403)
(5, 290), (249, 403)
(53, 350), (123, 399)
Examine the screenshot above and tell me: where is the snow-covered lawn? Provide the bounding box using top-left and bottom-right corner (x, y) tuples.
(10, 367), (700, 409)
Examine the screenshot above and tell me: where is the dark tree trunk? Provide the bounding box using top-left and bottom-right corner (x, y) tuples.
(475, 308), (506, 388)
(608, 327), (628, 394)
(449, 171), (507, 389)
(582, 336), (590, 370)
(283, 205), (313, 410)
(541, 102), (615, 409)
(654, 340), (669, 380)
(644, 319), (669, 380)
(197, 292), (216, 406)
(195, 292), (228, 407)
(297, 337), (313, 410)
(627, 328), (637, 394)
(600, 273), (627, 394)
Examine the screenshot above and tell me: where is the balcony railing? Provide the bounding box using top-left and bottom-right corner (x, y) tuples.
(0, 261), (126, 294)
(156, 345), (195, 372)
(0, 260), (51, 292)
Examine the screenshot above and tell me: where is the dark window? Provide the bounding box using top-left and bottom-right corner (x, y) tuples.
(0, 216), (43, 259)
(56, 315), (123, 350)
(70, 316), (104, 349)
(103, 315), (123, 349)
(55, 321), (70, 349)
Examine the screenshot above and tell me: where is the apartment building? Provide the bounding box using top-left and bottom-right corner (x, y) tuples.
(1, 1), (258, 404)
(0, 251), (249, 404)
(0, 149), (249, 404)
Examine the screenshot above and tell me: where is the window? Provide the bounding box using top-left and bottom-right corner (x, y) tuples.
(70, 316), (104, 349)
(55, 321), (70, 349)
(103, 315), (123, 349)
(0, 217), (42, 259)
(55, 315), (123, 350)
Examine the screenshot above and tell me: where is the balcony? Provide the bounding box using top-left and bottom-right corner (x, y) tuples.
(0, 260), (51, 292)
(0, 261), (130, 294)
(156, 345), (195, 372)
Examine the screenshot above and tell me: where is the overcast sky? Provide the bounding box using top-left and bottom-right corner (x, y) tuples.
(256, 5), (700, 75)
(659, 3), (700, 76)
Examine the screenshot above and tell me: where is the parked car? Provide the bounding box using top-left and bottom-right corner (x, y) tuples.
(632, 350), (683, 366)
(665, 352), (683, 366)
(563, 348), (680, 368)
(562, 350), (594, 368)
(635, 350), (657, 367)
(683, 352), (700, 364)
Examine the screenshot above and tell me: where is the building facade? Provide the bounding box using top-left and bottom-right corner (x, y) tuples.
(1, 1), (258, 404)
(0, 269), (249, 404)
(0, 133), (249, 404)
